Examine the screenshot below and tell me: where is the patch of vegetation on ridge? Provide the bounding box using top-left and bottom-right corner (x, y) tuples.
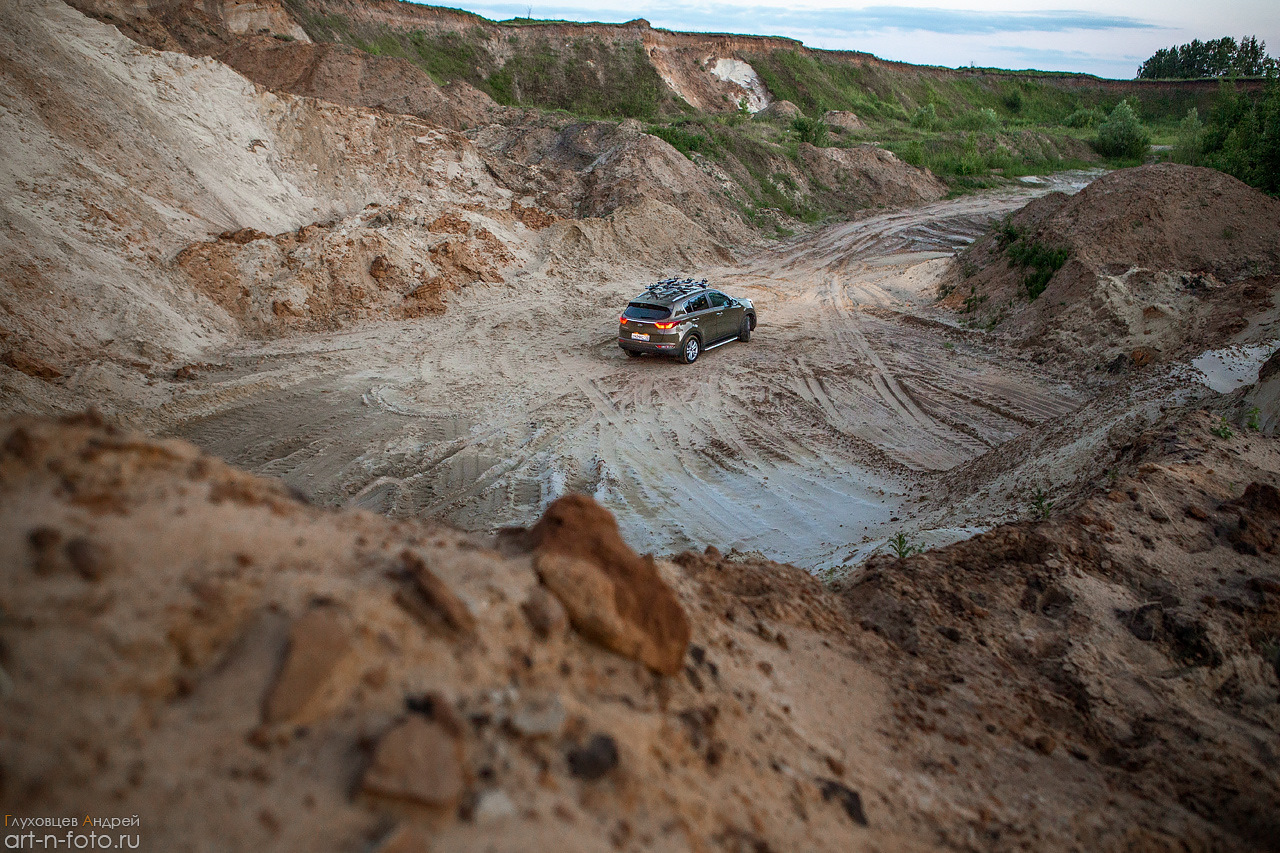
(283, 2), (672, 119)
(997, 219), (1070, 300)
(487, 37), (666, 119)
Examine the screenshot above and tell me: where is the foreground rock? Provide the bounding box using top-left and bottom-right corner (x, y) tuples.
(261, 605), (355, 725)
(361, 716), (465, 811)
(523, 493), (692, 675)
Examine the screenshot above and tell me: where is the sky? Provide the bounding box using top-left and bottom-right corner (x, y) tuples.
(425, 0), (1280, 78)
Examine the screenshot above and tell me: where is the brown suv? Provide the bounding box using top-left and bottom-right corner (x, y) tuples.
(617, 279), (757, 364)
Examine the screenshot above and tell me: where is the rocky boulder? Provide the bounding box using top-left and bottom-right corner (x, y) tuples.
(823, 110), (866, 133)
(524, 494), (691, 675)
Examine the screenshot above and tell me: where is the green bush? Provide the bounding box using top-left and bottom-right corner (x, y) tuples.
(1093, 100), (1151, 158)
(1064, 106), (1105, 128)
(1006, 236), (1070, 299)
(910, 103), (938, 130)
(1172, 107), (1204, 165)
(648, 124), (711, 158)
(791, 116), (829, 146)
(1202, 79), (1280, 194)
(953, 107), (1001, 131)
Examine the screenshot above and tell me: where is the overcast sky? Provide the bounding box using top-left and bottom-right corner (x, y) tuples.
(428, 0), (1280, 78)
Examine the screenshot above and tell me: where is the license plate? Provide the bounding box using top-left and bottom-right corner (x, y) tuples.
(630, 332), (649, 341)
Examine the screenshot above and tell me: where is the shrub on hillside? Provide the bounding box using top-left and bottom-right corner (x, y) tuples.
(1202, 79), (1280, 194)
(1064, 107), (1105, 128)
(954, 107), (1001, 131)
(1172, 108), (1205, 165)
(791, 116), (829, 146)
(1093, 101), (1151, 159)
(648, 124), (711, 158)
(1007, 238), (1070, 300)
(910, 103), (938, 130)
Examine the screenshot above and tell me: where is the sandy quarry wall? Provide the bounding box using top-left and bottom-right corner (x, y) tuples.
(0, 0), (510, 372)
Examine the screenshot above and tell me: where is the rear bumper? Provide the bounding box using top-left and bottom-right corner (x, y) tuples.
(618, 337), (678, 354)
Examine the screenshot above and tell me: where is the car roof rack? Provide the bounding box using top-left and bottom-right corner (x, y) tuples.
(642, 278), (708, 300)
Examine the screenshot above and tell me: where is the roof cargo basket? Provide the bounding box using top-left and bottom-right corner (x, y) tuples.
(642, 278), (708, 300)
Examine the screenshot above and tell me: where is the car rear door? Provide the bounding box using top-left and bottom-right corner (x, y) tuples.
(683, 294), (713, 341)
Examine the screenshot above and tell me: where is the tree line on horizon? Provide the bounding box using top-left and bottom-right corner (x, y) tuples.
(1137, 36), (1276, 80)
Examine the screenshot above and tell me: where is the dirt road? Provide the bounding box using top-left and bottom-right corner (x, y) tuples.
(169, 175), (1096, 570)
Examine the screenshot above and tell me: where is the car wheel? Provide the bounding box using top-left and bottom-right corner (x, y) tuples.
(738, 318), (751, 342)
(624, 348), (643, 358)
(679, 335), (700, 364)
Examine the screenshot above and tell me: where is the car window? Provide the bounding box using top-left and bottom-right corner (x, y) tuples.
(708, 292), (730, 308)
(623, 302), (671, 320)
(685, 295), (710, 313)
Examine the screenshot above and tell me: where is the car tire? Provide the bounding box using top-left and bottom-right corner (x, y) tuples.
(679, 335), (700, 364)
(624, 348), (643, 358)
(738, 318), (751, 342)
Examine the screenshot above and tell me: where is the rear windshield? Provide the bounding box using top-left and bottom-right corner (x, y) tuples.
(623, 302), (671, 320)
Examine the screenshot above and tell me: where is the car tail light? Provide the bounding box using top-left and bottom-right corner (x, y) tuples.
(619, 315), (628, 324)
(654, 320), (677, 329)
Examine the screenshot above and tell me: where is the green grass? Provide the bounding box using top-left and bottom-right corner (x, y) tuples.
(646, 124), (712, 157)
(487, 37), (666, 118)
(403, 29), (489, 83)
(886, 131), (1092, 183)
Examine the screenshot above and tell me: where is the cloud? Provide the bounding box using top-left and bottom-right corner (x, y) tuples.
(833, 6), (1155, 35)
(980, 44), (1146, 76)
(420, 1), (1171, 76)
(458, 2), (1155, 37)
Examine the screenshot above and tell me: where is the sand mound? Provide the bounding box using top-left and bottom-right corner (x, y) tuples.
(473, 120), (755, 245)
(955, 164), (1280, 364)
(0, 414), (898, 850)
(837, 406), (1280, 849)
(173, 201), (529, 334)
(538, 197), (734, 278)
(799, 143), (947, 210)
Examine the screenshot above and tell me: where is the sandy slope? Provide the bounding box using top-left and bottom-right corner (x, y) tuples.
(0, 0), (513, 398)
